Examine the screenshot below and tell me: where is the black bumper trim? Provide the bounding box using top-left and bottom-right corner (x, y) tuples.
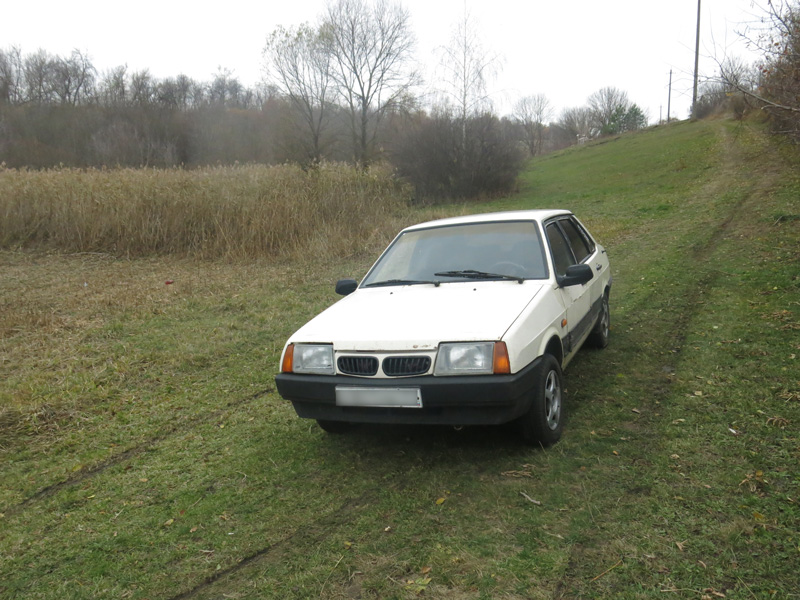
(275, 356), (543, 426)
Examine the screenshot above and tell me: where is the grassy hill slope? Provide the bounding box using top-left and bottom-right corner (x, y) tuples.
(1, 118), (798, 599)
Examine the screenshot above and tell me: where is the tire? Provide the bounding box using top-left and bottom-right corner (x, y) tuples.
(316, 419), (353, 434)
(588, 291), (610, 349)
(519, 354), (564, 447)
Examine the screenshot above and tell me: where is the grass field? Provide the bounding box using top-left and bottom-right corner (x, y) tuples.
(1, 117), (799, 599)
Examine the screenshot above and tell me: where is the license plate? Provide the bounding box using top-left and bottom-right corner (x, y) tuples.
(335, 386), (422, 408)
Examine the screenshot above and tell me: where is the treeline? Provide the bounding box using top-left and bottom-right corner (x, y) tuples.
(0, 59), (649, 203)
(0, 48), (284, 168)
(0, 0), (654, 201)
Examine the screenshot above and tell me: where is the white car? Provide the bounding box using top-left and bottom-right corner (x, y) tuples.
(276, 210), (611, 445)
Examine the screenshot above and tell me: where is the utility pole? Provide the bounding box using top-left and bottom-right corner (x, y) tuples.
(692, 0), (701, 119)
(667, 69), (673, 124)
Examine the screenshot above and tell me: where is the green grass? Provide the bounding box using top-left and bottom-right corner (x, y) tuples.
(1, 117), (799, 599)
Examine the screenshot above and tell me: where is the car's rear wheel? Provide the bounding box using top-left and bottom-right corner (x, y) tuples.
(317, 419), (352, 434)
(519, 354), (563, 446)
(588, 291), (610, 348)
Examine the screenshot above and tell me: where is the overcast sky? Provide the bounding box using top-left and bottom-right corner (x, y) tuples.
(2, 0), (764, 121)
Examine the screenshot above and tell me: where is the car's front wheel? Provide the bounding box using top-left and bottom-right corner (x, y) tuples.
(519, 354), (564, 446)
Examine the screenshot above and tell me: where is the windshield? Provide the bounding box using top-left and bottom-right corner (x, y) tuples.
(362, 221), (549, 287)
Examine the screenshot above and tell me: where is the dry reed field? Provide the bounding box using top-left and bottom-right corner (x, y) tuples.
(0, 163), (411, 260)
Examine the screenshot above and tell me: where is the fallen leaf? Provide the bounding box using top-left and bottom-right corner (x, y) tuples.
(421, 566), (432, 575)
(435, 497), (446, 505)
(520, 492), (541, 505)
(675, 540), (686, 552)
(164, 518), (174, 527)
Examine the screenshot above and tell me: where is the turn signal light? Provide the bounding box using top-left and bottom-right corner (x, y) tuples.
(281, 344), (295, 373)
(493, 342), (511, 374)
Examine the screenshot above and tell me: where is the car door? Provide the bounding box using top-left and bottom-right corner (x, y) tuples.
(545, 219), (593, 357)
(558, 216), (608, 311)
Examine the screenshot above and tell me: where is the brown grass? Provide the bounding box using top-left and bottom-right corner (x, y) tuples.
(0, 162), (412, 260)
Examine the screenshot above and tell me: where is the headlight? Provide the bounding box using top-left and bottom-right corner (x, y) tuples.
(434, 342), (498, 376)
(285, 344), (335, 375)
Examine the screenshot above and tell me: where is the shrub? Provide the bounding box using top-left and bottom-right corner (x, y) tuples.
(391, 110), (525, 202)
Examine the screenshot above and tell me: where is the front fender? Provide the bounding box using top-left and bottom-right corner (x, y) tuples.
(504, 286), (566, 372)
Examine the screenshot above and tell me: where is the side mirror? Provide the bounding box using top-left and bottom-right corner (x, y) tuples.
(559, 264), (593, 287)
(335, 279), (358, 296)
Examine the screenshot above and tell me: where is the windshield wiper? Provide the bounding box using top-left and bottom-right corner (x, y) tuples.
(434, 270), (524, 284)
(363, 278), (441, 288)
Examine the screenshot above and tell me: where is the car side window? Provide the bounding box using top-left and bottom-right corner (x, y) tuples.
(560, 218), (593, 263)
(545, 223), (574, 277)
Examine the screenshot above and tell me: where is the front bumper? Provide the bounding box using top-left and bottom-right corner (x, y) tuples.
(275, 356), (542, 426)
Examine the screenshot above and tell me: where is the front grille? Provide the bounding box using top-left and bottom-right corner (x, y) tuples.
(382, 356), (432, 377)
(338, 356), (379, 376)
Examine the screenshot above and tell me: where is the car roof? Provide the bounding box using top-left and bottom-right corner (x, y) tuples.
(403, 209), (573, 232)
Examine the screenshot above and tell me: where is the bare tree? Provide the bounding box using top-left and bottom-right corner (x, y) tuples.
(558, 106), (593, 142)
(130, 69), (155, 106)
(587, 86), (631, 135)
(98, 65), (128, 106)
(209, 68), (245, 107)
(51, 50), (96, 105)
(0, 46), (25, 104)
(513, 94), (552, 156)
(719, 0), (800, 137)
(435, 7), (503, 153)
(323, 0), (418, 167)
(23, 49), (57, 104)
(264, 24), (335, 162)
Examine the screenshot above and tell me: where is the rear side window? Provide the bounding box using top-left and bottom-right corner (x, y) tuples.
(560, 218), (594, 263)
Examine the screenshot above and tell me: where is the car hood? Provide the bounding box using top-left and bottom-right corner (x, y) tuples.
(288, 281), (545, 351)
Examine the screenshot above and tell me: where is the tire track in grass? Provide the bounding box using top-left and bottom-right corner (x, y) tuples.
(165, 491), (375, 600)
(553, 125), (761, 597)
(3, 387), (274, 516)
